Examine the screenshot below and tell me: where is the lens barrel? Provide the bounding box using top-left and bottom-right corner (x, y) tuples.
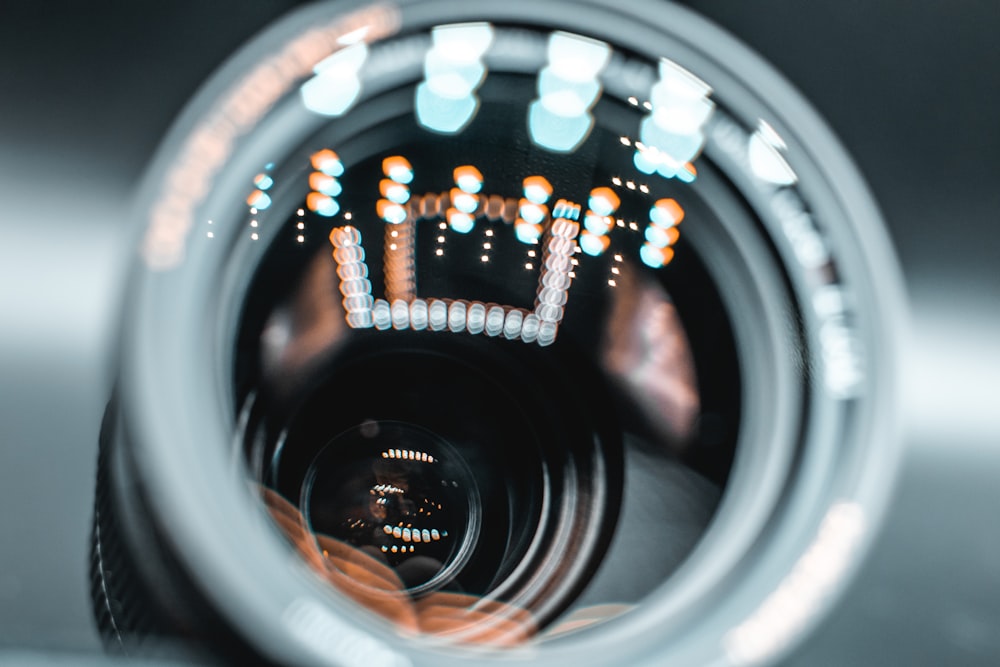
(93, 1), (904, 665)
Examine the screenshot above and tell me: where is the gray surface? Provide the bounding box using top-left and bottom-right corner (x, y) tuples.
(0, 0), (997, 664)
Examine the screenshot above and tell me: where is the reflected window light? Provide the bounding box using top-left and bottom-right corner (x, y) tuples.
(377, 199), (408, 225)
(448, 301), (467, 333)
(522, 176), (553, 205)
(451, 188), (479, 215)
(588, 187), (620, 217)
(634, 58), (714, 182)
(539, 70), (601, 117)
(300, 42), (368, 117)
(677, 163), (697, 183)
(447, 208), (475, 234)
(310, 193), (343, 218)
(485, 306), (506, 337)
(206, 231), (214, 238)
(749, 119), (798, 186)
(515, 221), (543, 244)
(329, 225), (375, 329)
(416, 23), (494, 133)
(311, 149), (345, 177)
(428, 300), (448, 331)
(391, 299), (410, 330)
(579, 230), (610, 256)
(521, 313), (541, 344)
(531, 217), (578, 343)
(372, 299), (392, 330)
(310, 173), (343, 197)
(584, 213), (613, 236)
(640, 243), (675, 268)
(410, 299), (429, 331)
(645, 223), (680, 249)
(379, 179), (411, 204)
(416, 86), (480, 135)
(503, 310), (524, 340)
(454, 165), (484, 193)
(529, 32), (610, 152)
(382, 156), (414, 184)
(519, 199), (548, 225)
(247, 190), (272, 210)
(467, 302), (487, 335)
(650, 198), (685, 228)
(552, 199), (581, 221)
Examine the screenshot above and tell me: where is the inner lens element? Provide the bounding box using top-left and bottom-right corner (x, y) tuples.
(302, 421), (480, 594)
(230, 17), (759, 650)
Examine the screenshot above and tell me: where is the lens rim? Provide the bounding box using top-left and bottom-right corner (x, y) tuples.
(116, 1), (906, 666)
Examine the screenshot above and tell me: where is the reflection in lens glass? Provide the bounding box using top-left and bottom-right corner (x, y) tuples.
(232, 20), (746, 649)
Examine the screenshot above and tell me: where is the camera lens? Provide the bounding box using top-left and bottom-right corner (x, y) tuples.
(93, 1), (904, 665)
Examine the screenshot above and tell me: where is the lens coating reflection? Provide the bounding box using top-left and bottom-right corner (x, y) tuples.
(233, 20), (746, 650)
(302, 421), (479, 594)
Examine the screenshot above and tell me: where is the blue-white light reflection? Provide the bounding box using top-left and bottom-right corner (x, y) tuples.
(529, 32), (610, 152)
(300, 42), (369, 117)
(748, 120), (798, 186)
(634, 59), (714, 182)
(415, 24), (494, 134)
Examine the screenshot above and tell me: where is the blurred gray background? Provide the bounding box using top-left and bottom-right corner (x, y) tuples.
(1, 1), (997, 664)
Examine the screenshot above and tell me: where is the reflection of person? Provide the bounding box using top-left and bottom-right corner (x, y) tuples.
(259, 486), (536, 645)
